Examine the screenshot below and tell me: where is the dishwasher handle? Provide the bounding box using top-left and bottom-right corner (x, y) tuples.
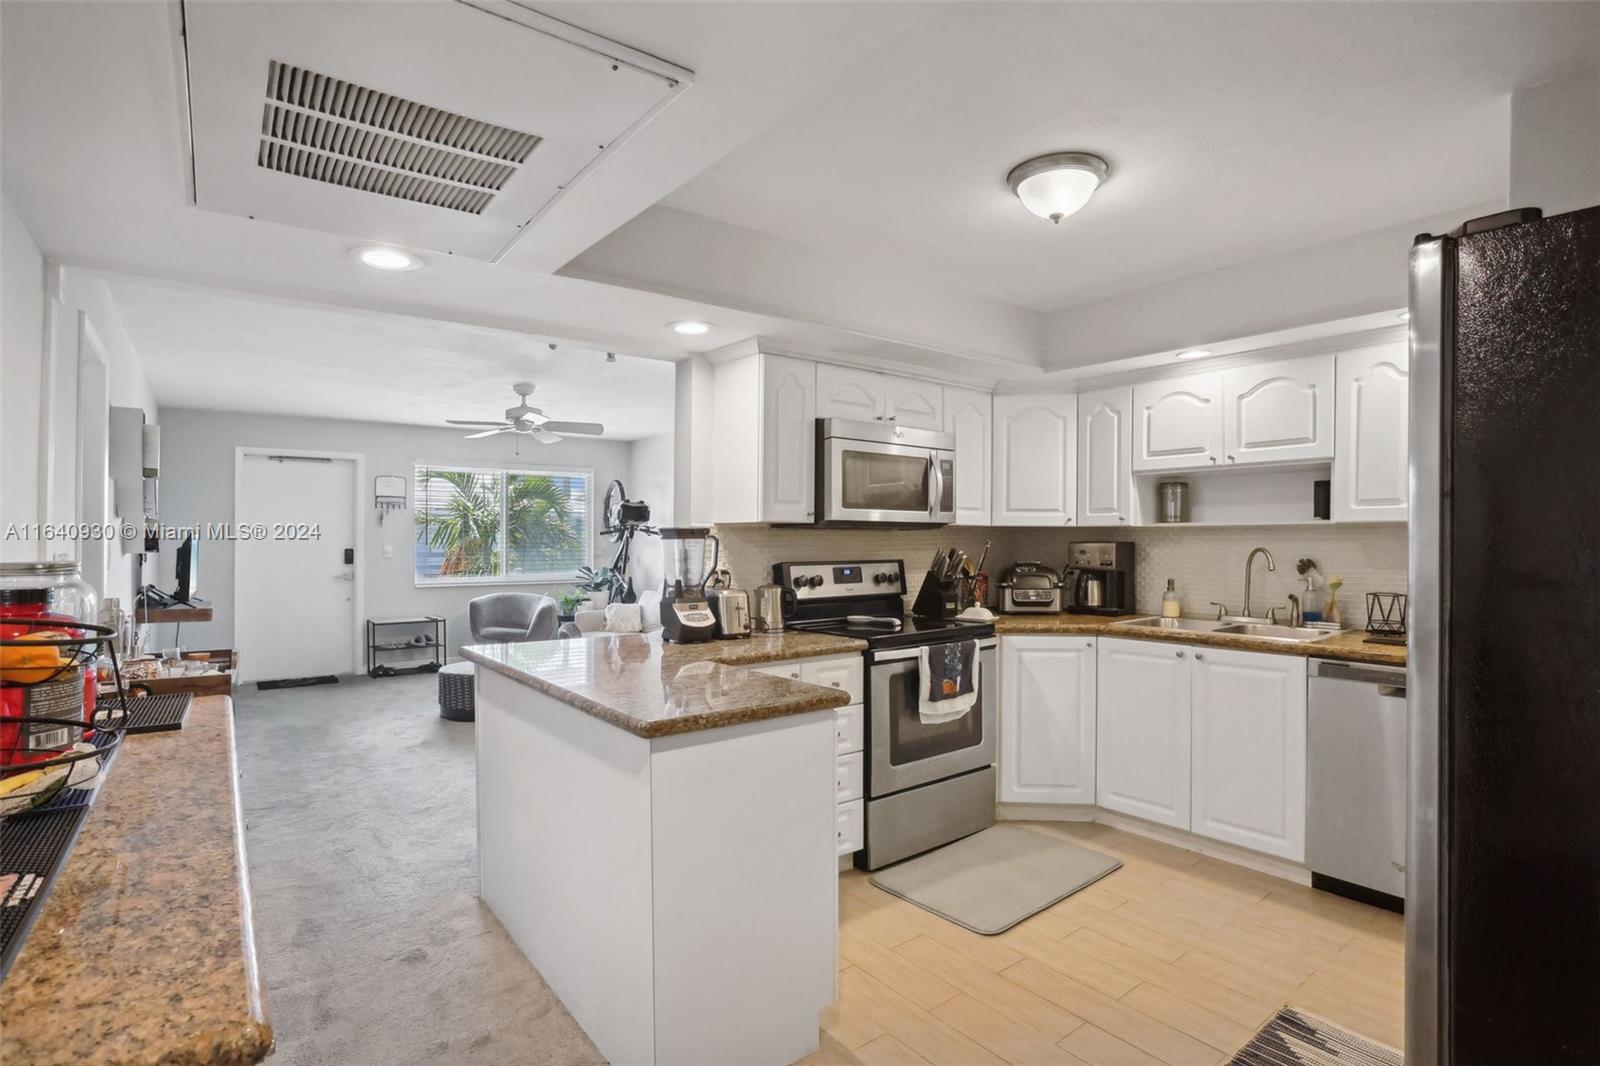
(1312, 658), (1406, 693)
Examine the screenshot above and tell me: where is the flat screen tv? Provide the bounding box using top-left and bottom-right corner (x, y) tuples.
(175, 534), (199, 604)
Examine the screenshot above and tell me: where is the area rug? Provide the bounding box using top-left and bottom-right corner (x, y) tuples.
(255, 675), (340, 691)
(1229, 1007), (1403, 1066)
(867, 824), (1122, 934)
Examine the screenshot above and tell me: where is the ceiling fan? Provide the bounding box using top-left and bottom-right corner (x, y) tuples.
(446, 382), (604, 444)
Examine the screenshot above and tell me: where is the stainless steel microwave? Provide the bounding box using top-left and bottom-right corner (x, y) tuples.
(816, 418), (956, 526)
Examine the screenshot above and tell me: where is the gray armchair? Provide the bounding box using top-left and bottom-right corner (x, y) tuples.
(468, 593), (559, 644)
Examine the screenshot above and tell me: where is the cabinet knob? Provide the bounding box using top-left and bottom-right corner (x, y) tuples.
(1195, 653), (1205, 660)
(1226, 455), (1236, 463)
(1175, 650), (1185, 658)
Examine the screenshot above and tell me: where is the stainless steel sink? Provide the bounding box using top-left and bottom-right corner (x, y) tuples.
(1213, 622), (1335, 643)
(1112, 617), (1231, 634)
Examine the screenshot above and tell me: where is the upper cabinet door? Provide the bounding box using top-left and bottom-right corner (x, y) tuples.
(943, 386), (992, 525)
(1222, 354), (1334, 466)
(992, 394), (1076, 526)
(1333, 342), (1409, 522)
(1133, 373), (1224, 471)
(815, 364), (885, 422)
(760, 354), (817, 523)
(999, 636), (1097, 804)
(884, 376), (943, 430)
(1077, 385), (1133, 525)
(1190, 648), (1306, 862)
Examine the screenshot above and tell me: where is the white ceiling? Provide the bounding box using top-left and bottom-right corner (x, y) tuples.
(4, 1), (1598, 419)
(104, 277), (676, 439)
(661, 2), (1600, 313)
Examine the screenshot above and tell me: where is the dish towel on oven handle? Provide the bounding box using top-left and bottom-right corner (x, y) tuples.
(917, 639), (979, 724)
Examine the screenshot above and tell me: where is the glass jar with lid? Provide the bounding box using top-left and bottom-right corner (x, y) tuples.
(1, 561), (100, 764)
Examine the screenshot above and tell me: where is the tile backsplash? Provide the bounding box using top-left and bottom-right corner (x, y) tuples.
(711, 521), (1407, 626)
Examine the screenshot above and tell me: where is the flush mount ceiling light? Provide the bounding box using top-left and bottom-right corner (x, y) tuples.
(355, 245), (423, 272)
(1006, 152), (1110, 223)
(1175, 348), (1214, 361)
(669, 320), (712, 336)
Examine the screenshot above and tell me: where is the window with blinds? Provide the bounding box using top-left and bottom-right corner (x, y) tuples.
(413, 465), (591, 584)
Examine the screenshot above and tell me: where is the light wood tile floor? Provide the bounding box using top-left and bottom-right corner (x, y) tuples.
(798, 821), (1403, 1066)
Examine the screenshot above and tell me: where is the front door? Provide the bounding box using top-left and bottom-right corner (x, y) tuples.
(235, 453), (357, 682)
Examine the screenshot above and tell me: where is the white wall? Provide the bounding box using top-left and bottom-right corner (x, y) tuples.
(1, 195), (46, 559)
(1042, 202), (1503, 370)
(625, 432), (673, 595)
(153, 408), (644, 660)
(1510, 69), (1600, 217)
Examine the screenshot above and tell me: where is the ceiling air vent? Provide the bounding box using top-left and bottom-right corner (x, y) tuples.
(256, 60), (541, 215)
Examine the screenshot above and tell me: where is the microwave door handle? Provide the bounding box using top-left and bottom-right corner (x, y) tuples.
(927, 453), (941, 518)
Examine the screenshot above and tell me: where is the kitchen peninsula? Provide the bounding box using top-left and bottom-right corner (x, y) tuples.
(463, 631), (861, 1066)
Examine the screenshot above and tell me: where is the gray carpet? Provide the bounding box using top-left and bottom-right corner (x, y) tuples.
(234, 673), (603, 1066)
(1229, 1007), (1403, 1065)
(869, 824), (1122, 934)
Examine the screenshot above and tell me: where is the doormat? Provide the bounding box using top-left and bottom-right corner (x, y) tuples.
(868, 825), (1121, 934)
(256, 676), (340, 691)
(1229, 1007), (1402, 1066)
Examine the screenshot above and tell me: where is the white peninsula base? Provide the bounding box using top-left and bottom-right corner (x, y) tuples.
(475, 667), (838, 1066)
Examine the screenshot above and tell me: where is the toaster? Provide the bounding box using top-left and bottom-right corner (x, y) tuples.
(998, 562), (1063, 613)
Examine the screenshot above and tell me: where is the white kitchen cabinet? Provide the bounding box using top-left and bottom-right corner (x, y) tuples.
(1077, 385), (1133, 525)
(992, 394), (1076, 526)
(815, 364), (942, 430)
(815, 364), (885, 423)
(1190, 647), (1307, 861)
(943, 386), (992, 525)
(999, 636), (1097, 805)
(1133, 372), (1224, 471)
(800, 655), (866, 705)
(1221, 353), (1334, 466)
(835, 751), (864, 804)
(1333, 341), (1409, 522)
(1096, 637), (1192, 829)
(711, 352), (816, 523)
(835, 799), (864, 856)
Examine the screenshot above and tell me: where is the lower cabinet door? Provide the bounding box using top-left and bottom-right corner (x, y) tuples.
(1190, 648), (1307, 861)
(835, 799), (864, 856)
(999, 636), (1097, 804)
(1096, 637), (1192, 829)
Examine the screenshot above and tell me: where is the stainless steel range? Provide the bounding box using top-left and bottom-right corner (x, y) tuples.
(774, 559), (997, 870)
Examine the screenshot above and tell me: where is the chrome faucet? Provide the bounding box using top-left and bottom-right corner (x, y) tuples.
(1243, 547), (1275, 619)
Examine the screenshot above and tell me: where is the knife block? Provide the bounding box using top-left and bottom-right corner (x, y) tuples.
(912, 570), (974, 621)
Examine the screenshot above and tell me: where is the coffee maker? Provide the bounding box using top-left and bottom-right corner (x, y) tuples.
(660, 528), (720, 643)
(1064, 541), (1135, 616)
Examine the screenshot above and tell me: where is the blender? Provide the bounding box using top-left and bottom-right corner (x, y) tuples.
(659, 528), (720, 644)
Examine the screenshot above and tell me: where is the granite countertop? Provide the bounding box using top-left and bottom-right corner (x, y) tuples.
(0, 696), (272, 1066)
(993, 612), (1406, 666)
(463, 630), (865, 739)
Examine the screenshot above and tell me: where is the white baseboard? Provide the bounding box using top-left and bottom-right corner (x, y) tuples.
(998, 803), (1312, 887)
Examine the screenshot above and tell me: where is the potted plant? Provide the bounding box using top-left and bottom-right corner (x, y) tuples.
(556, 590), (586, 624)
(573, 566), (620, 608)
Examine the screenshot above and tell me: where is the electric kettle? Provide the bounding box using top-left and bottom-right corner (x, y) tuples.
(751, 583), (797, 632)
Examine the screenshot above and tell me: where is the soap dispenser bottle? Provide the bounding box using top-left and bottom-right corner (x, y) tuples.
(1161, 578), (1182, 619)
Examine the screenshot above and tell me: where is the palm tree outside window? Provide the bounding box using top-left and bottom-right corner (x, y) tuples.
(414, 465), (590, 584)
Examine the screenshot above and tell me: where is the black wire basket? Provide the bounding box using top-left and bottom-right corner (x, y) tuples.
(0, 619), (130, 818)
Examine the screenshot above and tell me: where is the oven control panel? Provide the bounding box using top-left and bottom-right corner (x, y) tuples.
(776, 560), (904, 600)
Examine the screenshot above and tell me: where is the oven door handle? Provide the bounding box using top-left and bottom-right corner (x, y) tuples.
(874, 640), (997, 664)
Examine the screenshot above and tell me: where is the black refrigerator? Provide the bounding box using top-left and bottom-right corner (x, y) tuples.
(1407, 204), (1600, 1064)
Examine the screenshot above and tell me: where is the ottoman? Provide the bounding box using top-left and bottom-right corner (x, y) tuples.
(438, 660), (475, 721)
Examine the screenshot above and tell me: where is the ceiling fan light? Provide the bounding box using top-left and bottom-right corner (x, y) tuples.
(1007, 152), (1109, 223)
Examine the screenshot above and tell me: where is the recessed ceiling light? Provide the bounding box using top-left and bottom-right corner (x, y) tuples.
(355, 245), (422, 272)
(1396, 310), (1411, 321)
(1007, 152), (1110, 223)
(1175, 348), (1214, 361)
(669, 320), (712, 336)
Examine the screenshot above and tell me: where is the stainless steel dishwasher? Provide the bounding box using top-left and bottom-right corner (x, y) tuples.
(1306, 658), (1406, 910)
